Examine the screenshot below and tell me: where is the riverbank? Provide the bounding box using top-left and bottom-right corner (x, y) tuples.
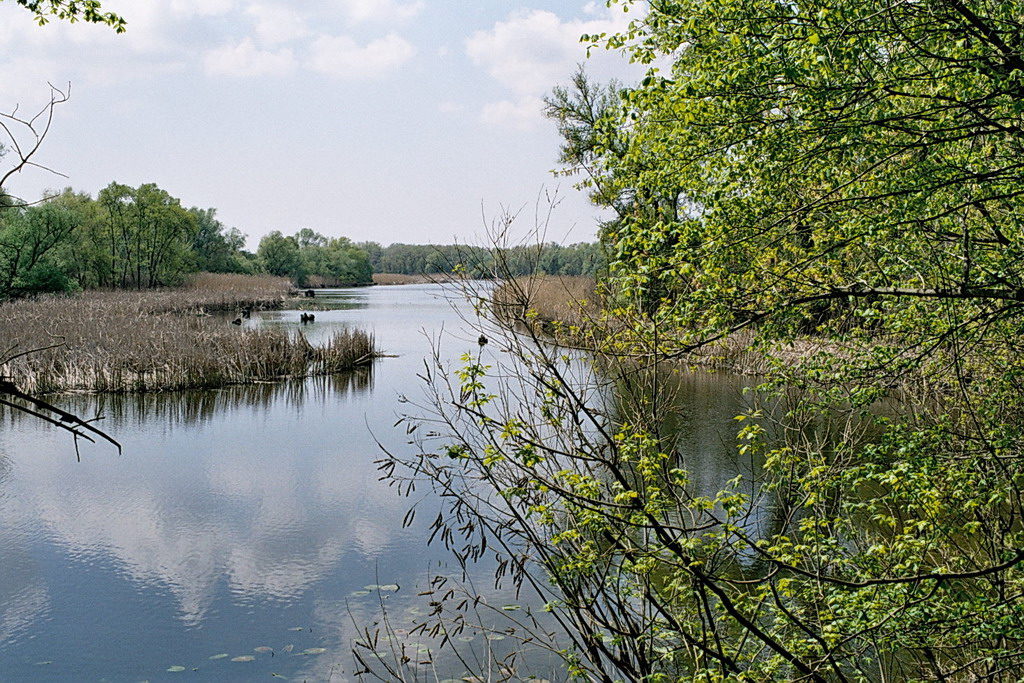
(491, 275), (801, 375)
(0, 274), (377, 394)
(371, 273), (468, 286)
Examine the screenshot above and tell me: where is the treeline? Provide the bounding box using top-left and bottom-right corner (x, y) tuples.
(358, 241), (604, 278)
(0, 184), (257, 297)
(257, 229), (372, 287)
(0, 181), (600, 299)
(0, 183), (375, 298)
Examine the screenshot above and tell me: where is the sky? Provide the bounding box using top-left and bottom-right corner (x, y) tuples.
(0, 0), (646, 248)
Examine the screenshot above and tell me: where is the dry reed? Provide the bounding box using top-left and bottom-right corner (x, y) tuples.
(0, 275), (376, 394)
(491, 275), (806, 375)
(492, 276), (600, 331)
(372, 273), (466, 286)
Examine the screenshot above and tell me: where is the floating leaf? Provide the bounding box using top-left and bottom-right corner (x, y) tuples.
(301, 648), (327, 655)
(34, 661), (53, 666)
(486, 635), (505, 641)
(166, 666), (186, 672)
(350, 590), (371, 597)
(377, 584), (399, 592)
(457, 636), (475, 642)
(501, 605), (521, 611)
(363, 584), (379, 590)
(209, 653), (229, 660)
(231, 655), (256, 662)
(254, 646), (274, 653)
(288, 627), (305, 632)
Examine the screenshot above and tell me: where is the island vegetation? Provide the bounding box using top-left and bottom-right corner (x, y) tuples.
(0, 273), (375, 394)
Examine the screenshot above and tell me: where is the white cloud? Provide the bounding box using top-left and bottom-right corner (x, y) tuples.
(335, 0), (424, 24)
(466, 7), (632, 97)
(203, 38), (296, 77)
(245, 2), (309, 45)
(480, 96), (545, 130)
(307, 33), (415, 78)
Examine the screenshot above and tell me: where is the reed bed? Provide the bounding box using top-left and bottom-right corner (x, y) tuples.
(166, 272), (293, 312)
(0, 281), (376, 394)
(491, 275), (797, 375)
(372, 273), (465, 286)
(492, 275), (601, 331)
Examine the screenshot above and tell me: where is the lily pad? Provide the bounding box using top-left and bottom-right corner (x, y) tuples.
(166, 666), (186, 672)
(301, 647), (327, 655)
(231, 655), (255, 662)
(254, 646), (274, 653)
(377, 584), (399, 592)
(208, 653), (230, 660)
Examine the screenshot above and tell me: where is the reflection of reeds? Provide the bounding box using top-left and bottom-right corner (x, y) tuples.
(0, 278), (377, 394)
(0, 369), (375, 428)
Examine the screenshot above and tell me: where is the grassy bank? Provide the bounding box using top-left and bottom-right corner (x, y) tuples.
(491, 275), (799, 374)
(372, 273), (467, 286)
(0, 275), (376, 394)
(492, 275), (601, 338)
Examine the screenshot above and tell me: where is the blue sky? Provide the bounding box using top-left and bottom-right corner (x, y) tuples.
(1, 0), (646, 247)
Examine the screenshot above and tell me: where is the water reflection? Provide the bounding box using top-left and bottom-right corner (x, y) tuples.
(0, 284), (482, 681)
(1, 370), (376, 430)
(0, 282), (767, 681)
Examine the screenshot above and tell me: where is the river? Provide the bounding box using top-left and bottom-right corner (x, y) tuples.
(0, 283), (756, 681)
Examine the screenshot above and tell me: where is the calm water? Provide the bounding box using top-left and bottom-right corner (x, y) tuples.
(0, 283), (756, 681)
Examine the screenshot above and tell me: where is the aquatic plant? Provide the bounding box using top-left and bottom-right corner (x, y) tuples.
(0, 277), (376, 394)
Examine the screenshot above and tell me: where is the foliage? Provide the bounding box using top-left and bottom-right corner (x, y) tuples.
(8, 0), (124, 30)
(381, 0), (1024, 679)
(257, 229), (372, 287)
(359, 241), (605, 279)
(190, 207), (253, 275)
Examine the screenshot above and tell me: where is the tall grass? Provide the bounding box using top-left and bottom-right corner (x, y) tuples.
(491, 275), (803, 374)
(492, 275), (600, 332)
(372, 273), (466, 286)
(0, 276), (376, 394)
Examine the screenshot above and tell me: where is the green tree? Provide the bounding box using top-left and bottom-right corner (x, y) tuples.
(257, 230), (305, 281)
(96, 182), (196, 288)
(189, 207), (252, 274)
(382, 1), (1024, 680)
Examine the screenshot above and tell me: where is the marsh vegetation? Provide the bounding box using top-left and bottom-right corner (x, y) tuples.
(0, 274), (376, 394)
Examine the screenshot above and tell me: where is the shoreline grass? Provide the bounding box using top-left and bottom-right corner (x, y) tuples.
(372, 273), (467, 286)
(0, 274), (377, 395)
(491, 275), (794, 375)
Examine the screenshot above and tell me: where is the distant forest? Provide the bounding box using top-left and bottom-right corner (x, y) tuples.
(0, 183), (600, 298)
(358, 241), (604, 279)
